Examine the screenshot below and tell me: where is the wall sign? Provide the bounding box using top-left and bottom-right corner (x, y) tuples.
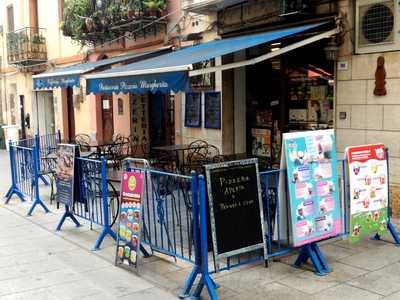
(205, 159), (266, 270)
(282, 129), (342, 247)
(204, 92), (221, 129)
(346, 144), (388, 243)
(55, 144), (78, 207)
(116, 171), (145, 271)
(102, 99), (110, 109)
(184, 92), (201, 128)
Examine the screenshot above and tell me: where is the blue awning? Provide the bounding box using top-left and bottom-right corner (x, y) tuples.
(85, 22), (328, 95)
(32, 49), (169, 89)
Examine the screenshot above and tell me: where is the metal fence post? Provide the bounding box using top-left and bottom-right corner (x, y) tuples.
(5, 140), (24, 203)
(179, 171), (200, 298)
(27, 144), (50, 216)
(93, 157), (117, 250)
(192, 175), (218, 300)
(383, 148), (400, 244)
(35, 134), (49, 186)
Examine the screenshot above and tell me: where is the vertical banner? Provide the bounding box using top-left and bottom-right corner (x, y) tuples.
(116, 171), (144, 271)
(282, 129), (342, 247)
(55, 144), (77, 207)
(346, 144), (388, 242)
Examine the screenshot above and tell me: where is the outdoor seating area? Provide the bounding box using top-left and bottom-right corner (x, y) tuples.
(5, 130), (400, 300)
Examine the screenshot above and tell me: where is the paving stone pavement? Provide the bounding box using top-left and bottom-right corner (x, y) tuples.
(2, 150), (400, 299)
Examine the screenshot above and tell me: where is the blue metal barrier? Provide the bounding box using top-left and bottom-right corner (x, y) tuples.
(184, 155), (400, 300)
(35, 131), (61, 184)
(123, 158), (197, 264)
(5, 141), (50, 216)
(56, 157), (117, 250)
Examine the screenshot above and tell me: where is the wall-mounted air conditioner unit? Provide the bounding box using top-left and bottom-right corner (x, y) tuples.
(355, 0), (399, 54)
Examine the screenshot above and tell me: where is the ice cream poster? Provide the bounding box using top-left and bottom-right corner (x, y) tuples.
(282, 129), (342, 247)
(346, 144), (388, 243)
(116, 171), (144, 271)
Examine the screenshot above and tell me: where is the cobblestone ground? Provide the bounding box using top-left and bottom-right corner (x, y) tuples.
(2, 149), (400, 299)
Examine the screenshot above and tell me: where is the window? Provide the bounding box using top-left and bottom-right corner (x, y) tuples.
(7, 5), (14, 32)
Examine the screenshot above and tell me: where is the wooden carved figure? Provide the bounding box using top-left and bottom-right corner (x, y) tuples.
(374, 56), (387, 96)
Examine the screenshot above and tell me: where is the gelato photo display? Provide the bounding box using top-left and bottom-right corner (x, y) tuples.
(282, 129), (342, 247)
(346, 144), (388, 243)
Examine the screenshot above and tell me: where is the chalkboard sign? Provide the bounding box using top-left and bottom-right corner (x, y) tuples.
(204, 92), (221, 129)
(205, 158), (266, 269)
(185, 92), (201, 127)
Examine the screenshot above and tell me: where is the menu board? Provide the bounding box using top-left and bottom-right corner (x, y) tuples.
(205, 159), (266, 270)
(116, 171), (144, 271)
(251, 128), (271, 158)
(346, 144), (388, 243)
(282, 130), (342, 247)
(204, 92), (221, 129)
(55, 144), (77, 207)
(184, 92), (201, 127)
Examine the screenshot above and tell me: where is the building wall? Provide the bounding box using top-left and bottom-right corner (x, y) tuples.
(113, 93), (131, 139)
(0, 0), (84, 138)
(179, 10), (226, 152)
(336, 0), (400, 185)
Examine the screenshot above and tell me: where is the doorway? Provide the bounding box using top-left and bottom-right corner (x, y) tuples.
(149, 92), (174, 148)
(34, 91), (55, 136)
(101, 95), (114, 142)
(19, 95), (26, 139)
(66, 87), (75, 142)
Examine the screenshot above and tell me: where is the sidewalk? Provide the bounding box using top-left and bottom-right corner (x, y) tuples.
(3, 149), (400, 299)
(0, 150), (178, 300)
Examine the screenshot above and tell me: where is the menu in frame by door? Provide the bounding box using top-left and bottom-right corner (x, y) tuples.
(184, 92), (201, 128)
(204, 92), (221, 129)
(346, 144), (388, 243)
(282, 129), (342, 247)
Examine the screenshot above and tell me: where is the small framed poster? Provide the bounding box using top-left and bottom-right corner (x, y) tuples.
(204, 92), (221, 129)
(184, 92), (201, 128)
(55, 144), (79, 207)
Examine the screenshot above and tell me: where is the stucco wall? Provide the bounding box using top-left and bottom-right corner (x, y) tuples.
(113, 93), (131, 138)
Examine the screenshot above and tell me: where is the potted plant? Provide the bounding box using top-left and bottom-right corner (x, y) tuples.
(143, 0), (166, 18)
(126, 0), (142, 18)
(31, 33), (41, 54)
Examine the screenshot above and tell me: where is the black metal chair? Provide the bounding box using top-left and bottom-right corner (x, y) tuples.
(75, 134), (92, 152)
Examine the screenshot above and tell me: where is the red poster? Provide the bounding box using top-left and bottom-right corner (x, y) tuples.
(116, 171), (145, 270)
(346, 144), (388, 243)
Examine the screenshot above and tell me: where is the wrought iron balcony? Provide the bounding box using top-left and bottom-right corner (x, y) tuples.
(61, 0), (167, 46)
(182, 0), (246, 13)
(6, 27), (47, 71)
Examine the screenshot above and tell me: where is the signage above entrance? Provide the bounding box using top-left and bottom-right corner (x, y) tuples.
(86, 71), (189, 95)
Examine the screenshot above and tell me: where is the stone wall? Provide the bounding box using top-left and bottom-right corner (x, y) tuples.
(336, 0), (400, 215)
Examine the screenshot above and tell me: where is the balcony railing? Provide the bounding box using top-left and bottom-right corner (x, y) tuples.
(182, 0), (246, 13)
(6, 27), (47, 70)
(62, 0), (167, 46)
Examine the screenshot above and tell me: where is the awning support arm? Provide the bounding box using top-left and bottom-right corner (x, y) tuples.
(188, 27), (340, 77)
